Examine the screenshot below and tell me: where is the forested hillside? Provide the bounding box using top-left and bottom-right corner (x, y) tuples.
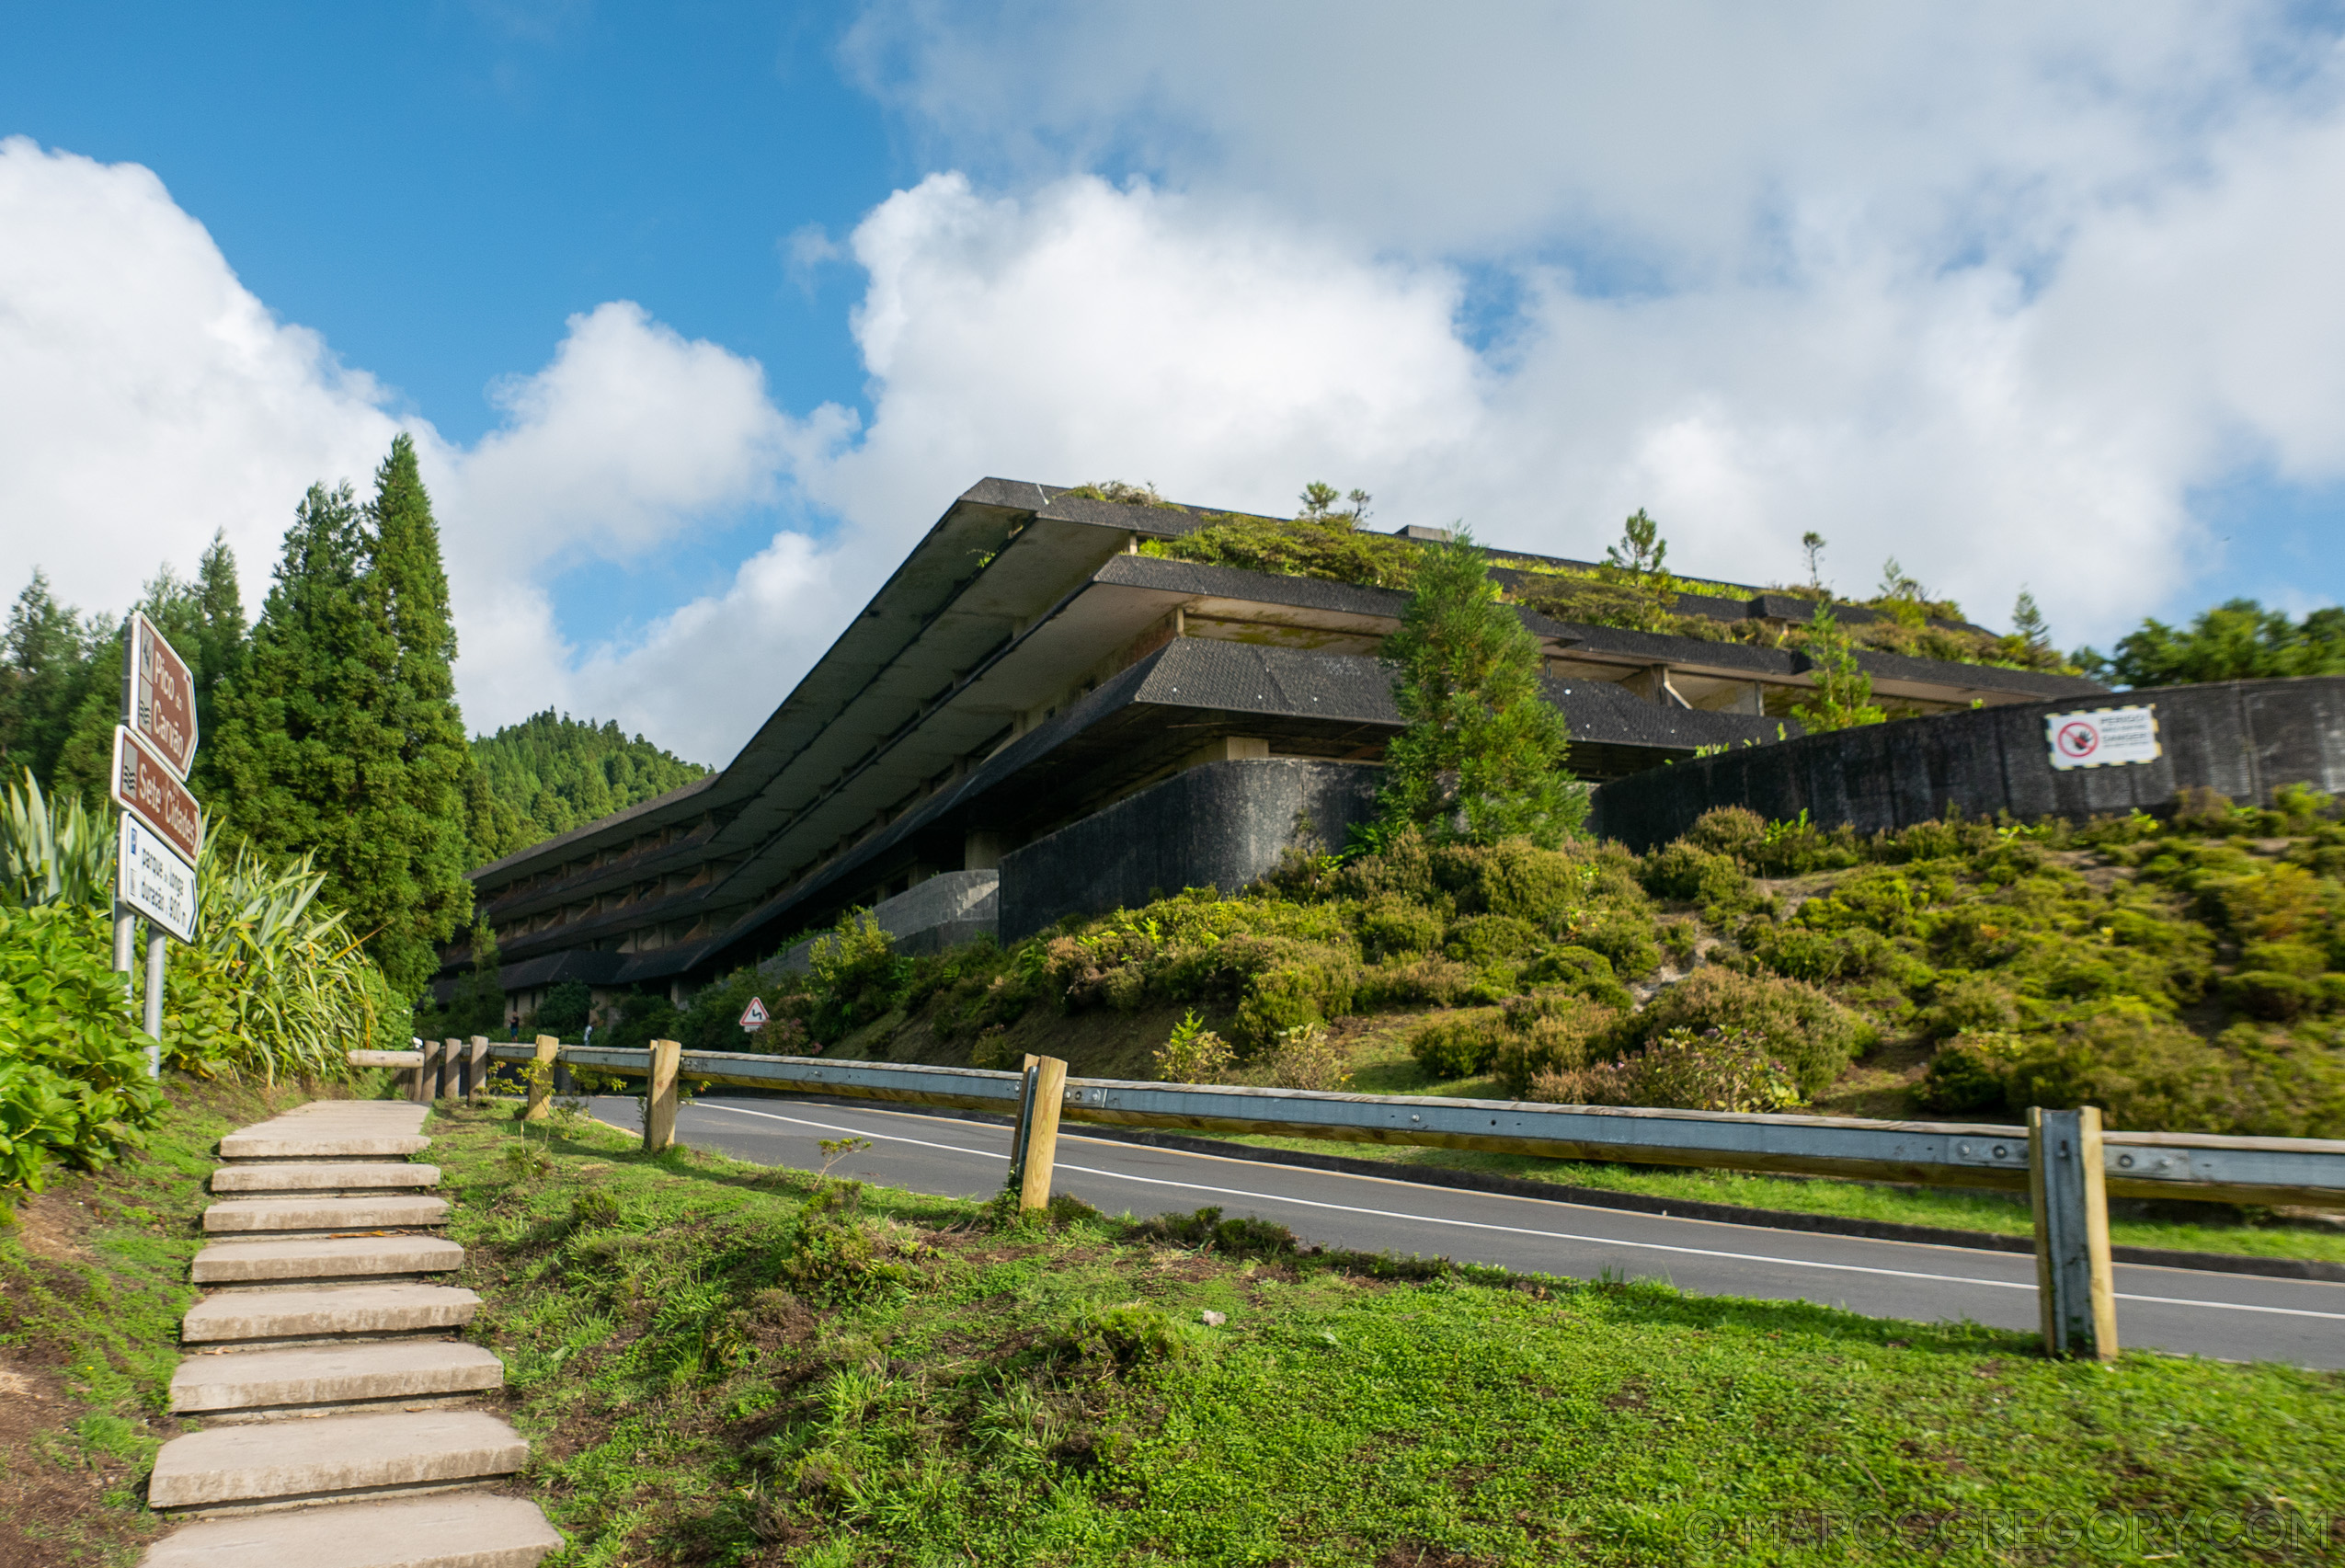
(463, 710), (708, 864)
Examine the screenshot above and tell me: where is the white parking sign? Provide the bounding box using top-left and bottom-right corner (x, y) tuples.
(2045, 704), (2161, 771)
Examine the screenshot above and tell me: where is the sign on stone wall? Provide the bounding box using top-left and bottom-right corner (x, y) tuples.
(119, 814), (197, 942)
(2045, 704), (2161, 771)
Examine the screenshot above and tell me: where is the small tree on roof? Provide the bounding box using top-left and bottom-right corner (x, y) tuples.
(1377, 531), (1583, 848)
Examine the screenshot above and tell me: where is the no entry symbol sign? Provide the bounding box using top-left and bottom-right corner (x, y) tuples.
(2044, 705), (2161, 771)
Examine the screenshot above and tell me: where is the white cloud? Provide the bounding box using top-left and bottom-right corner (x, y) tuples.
(795, 3), (2345, 643)
(0, 137), (402, 617)
(0, 137), (833, 763)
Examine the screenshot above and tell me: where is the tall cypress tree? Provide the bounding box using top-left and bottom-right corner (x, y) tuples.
(358, 434), (474, 992)
(211, 481), (373, 885)
(1377, 532), (1582, 848)
(212, 443), (475, 995)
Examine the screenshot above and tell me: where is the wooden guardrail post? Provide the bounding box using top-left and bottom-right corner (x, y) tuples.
(1011, 1054), (1069, 1211)
(645, 1038), (682, 1152)
(2029, 1105), (2118, 1360)
(466, 1036), (488, 1100)
(412, 1039), (439, 1104)
(525, 1035), (559, 1121)
(438, 1038), (459, 1100)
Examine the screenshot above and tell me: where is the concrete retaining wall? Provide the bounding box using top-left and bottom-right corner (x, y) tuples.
(1589, 676), (2345, 851)
(998, 759), (1383, 938)
(762, 869), (1000, 977)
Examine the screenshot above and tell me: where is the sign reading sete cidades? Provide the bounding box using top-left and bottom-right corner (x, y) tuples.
(2045, 704), (2161, 771)
(111, 725), (203, 863)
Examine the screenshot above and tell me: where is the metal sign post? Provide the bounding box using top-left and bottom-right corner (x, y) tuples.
(112, 613), (201, 1077)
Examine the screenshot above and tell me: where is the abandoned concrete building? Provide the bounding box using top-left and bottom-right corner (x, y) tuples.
(433, 477), (2103, 1013)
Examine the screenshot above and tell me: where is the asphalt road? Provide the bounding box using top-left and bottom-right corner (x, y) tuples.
(589, 1093), (2345, 1368)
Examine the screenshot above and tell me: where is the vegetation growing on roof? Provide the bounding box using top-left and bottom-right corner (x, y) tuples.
(1138, 490), (2077, 674)
(1058, 479), (1184, 509)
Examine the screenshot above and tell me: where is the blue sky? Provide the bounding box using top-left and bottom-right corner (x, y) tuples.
(6, 4), (2345, 761)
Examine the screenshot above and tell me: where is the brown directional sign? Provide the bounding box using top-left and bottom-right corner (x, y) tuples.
(127, 611), (198, 777)
(111, 726), (202, 864)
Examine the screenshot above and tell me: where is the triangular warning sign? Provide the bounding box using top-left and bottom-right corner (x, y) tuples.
(738, 996), (771, 1028)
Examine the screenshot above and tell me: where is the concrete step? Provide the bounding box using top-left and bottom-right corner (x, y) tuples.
(147, 1408), (530, 1513)
(222, 1107), (432, 1162)
(203, 1196), (450, 1235)
(141, 1493), (559, 1568)
(212, 1163), (440, 1197)
(170, 1341), (504, 1417)
(193, 1236), (463, 1287)
(183, 1285), (480, 1346)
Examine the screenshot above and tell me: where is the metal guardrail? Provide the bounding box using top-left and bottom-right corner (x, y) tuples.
(485, 1042), (2345, 1210)
(472, 1036), (2345, 1361)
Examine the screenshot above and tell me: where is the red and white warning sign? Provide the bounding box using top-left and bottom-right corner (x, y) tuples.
(2045, 704), (2161, 771)
(738, 996), (771, 1029)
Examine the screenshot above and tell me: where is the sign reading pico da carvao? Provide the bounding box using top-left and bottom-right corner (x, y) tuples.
(126, 611), (198, 778)
(111, 725), (202, 864)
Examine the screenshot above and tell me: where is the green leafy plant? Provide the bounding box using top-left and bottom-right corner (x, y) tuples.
(0, 768), (113, 910)
(1533, 1024), (1803, 1113)
(0, 903), (162, 1190)
(1154, 1010), (1234, 1083)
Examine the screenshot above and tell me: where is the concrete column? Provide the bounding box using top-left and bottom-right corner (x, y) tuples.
(965, 830), (1007, 871)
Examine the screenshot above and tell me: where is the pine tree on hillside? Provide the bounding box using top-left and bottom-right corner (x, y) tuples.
(211, 481), (375, 886)
(358, 433), (475, 991)
(463, 707), (708, 864)
(0, 571), (103, 786)
(1377, 532), (1582, 848)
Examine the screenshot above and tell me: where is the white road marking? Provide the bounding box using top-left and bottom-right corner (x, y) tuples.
(673, 1100), (2345, 1322)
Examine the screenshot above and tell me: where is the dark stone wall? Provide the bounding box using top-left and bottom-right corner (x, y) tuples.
(999, 759), (1382, 937)
(1590, 677), (2345, 851)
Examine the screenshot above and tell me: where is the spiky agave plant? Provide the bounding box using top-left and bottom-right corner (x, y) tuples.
(0, 770), (114, 910)
(192, 840), (388, 1083)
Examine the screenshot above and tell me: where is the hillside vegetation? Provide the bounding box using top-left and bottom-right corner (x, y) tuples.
(598, 791), (2345, 1153)
(465, 709), (709, 865)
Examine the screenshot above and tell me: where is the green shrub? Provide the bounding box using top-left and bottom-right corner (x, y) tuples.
(1356, 895), (1443, 959)
(782, 1184), (922, 1305)
(1442, 914), (1543, 967)
(1564, 907), (1663, 980)
(533, 980), (593, 1036)
(1408, 1013), (1504, 1080)
(2224, 970), (2321, 1022)
(1642, 842), (1751, 908)
(1243, 1023), (1353, 1092)
(1916, 1031), (2026, 1114)
(1518, 945), (1634, 1010)
(1629, 967), (1870, 1094)
(1533, 1025), (1802, 1113)
(0, 904), (163, 1190)
(807, 911), (915, 1043)
(1064, 1300), (1188, 1372)
(1429, 839), (1594, 925)
(1492, 994), (1617, 1097)
(1155, 1011), (1235, 1084)
(1681, 806), (1767, 864)
(1924, 974), (2021, 1038)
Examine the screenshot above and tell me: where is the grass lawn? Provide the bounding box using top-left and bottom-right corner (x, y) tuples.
(0, 1075), (326, 1566)
(436, 1098), (2344, 1566)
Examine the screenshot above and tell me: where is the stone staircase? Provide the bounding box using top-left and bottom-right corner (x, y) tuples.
(143, 1100), (559, 1567)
